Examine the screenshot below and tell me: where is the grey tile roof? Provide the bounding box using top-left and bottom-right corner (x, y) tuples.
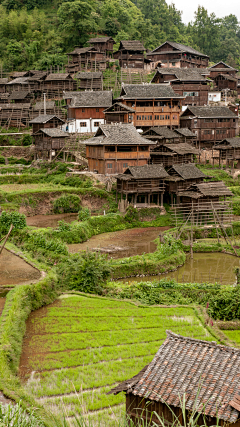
(28, 72), (47, 81)
(36, 128), (70, 138)
(168, 163), (206, 179)
(29, 114), (64, 124)
(11, 71), (29, 78)
(209, 61), (238, 71)
(0, 103), (31, 109)
(184, 181), (233, 197)
(215, 74), (237, 82)
(119, 40), (145, 51)
(109, 330), (240, 422)
(34, 101), (55, 110)
(181, 106), (237, 118)
(119, 84), (183, 99)
(175, 128), (196, 137)
(162, 143), (199, 156)
(152, 67), (206, 82)
(0, 78), (8, 84)
(69, 91), (112, 107)
(150, 41), (209, 58)
(67, 47), (96, 55)
(74, 71), (103, 79)
(7, 77), (29, 85)
(9, 90), (31, 100)
(143, 126), (179, 139)
(89, 37), (114, 43)
(221, 137), (240, 147)
(104, 102), (135, 113)
(85, 123), (156, 145)
(124, 164), (169, 179)
(45, 73), (72, 81)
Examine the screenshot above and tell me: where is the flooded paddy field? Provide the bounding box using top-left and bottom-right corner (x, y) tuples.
(0, 249), (41, 287)
(119, 252), (240, 285)
(68, 226), (170, 259)
(26, 213), (78, 228)
(19, 295), (215, 426)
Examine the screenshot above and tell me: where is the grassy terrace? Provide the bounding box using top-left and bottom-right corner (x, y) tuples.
(20, 294), (216, 426)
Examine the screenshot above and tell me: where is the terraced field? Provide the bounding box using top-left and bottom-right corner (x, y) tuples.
(19, 295), (216, 426)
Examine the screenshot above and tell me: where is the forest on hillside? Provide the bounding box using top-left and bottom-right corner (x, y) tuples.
(0, 0), (240, 71)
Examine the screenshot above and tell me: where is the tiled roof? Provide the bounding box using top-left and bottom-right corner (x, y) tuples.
(150, 41), (209, 57)
(168, 163), (205, 179)
(45, 73), (72, 81)
(152, 67), (206, 82)
(215, 74), (237, 82)
(143, 126), (179, 139)
(124, 164), (169, 179)
(0, 78), (8, 84)
(89, 36), (114, 43)
(69, 91), (112, 107)
(209, 61), (238, 71)
(74, 71), (103, 79)
(34, 101), (55, 110)
(7, 77), (29, 85)
(29, 114), (64, 124)
(119, 40), (145, 51)
(175, 128), (196, 137)
(162, 143), (199, 156)
(183, 181), (233, 197)
(9, 90), (31, 100)
(0, 103), (31, 109)
(28, 72), (47, 81)
(104, 102), (135, 113)
(181, 106), (237, 118)
(216, 137), (240, 148)
(109, 331), (240, 422)
(67, 46), (96, 55)
(11, 71), (29, 78)
(36, 128), (70, 138)
(85, 123), (155, 146)
(119, 84), (183, 99)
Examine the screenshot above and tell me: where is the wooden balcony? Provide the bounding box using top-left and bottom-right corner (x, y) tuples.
(135, 106), (180, 113)
(104, 151), (149, 160)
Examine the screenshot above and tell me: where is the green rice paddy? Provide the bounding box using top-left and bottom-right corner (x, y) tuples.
(20, 295), (217, 426)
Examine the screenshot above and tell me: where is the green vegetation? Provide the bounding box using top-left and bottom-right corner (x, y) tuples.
(53, 194), (82, 214)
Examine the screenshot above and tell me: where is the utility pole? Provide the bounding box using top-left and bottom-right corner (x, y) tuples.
(43, 93), (46, 115)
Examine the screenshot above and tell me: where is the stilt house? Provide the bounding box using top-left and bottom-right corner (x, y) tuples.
(116, 164), (169, 207)
(33, 128), (70, 160)
(142, 126), (180, 145)
(117, 84), (183, 129)
(74, 72), (103, 91)
(174, 128), (197, 144)
(214, 137), (240, 168)
(8, 90), (33, 104)
(66, 47), (107, 73)
(214, 74), (237, 92)
(42, 73), (75, 97)
(208, 62), (238, 78)
(109, 331), (240, 427)
(178, 181), (233, 208)
(6, 77), (30, 93)
(88, 37), (115, 57)
(150, 143), (199, 167)
(180, 106), (238, 148)
(29, 114), (65, 134)
(104, 102), (135, 125)
(0, 78), (8, 93)
(151, 68), (210, 106)
(85, 123), (155, 174)
(147, 41), (209, 69)
(113, 41), (145, 69)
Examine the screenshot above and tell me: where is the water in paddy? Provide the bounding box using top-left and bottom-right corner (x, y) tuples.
(26, 213), (78, 228)
(0, 249), (41, 286)
(68, 227), (170, 259)
(120, 253), (240, 286)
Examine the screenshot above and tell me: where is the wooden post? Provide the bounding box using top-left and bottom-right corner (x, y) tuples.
(190, 206), (193, 259)
(0, 224), (14, 256)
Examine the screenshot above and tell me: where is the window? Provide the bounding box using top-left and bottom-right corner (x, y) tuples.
(204, 119), (214, 123)
(123, 163), (128, 168)
(107, 163), (112, 169)
(142, 115), (144, 120)
(155, 115), (159, 120)
(165, 115), (170, 120)
(172, 115), (177, 120)
(160, 115), (164, 120)
(183, 92), (199, 97)
(194, 119), (197, 124)
(172, 62), (176, 66)
(94, 122), (100, 127)
(82, 108), (85, 112)
(96, 108), (99, 112)
(80, 122), (87, 127)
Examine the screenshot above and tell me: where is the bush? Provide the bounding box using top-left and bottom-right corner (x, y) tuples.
(21, 134), (32, 146)
(124, 206), (139, 223)
(0, 155), (5, 164)
(0, 211), (26, 233)
(78, 207), (91, 221)
(53, 194), (81, 213)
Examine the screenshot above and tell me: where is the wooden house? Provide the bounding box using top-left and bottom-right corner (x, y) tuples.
(214, 74), (237, 92)
(27, 71), (48, 93)
(31, 100), (66, 122)
(65, 91), (112, 133)
(147, 41), (209, 69)
(117, 84), (183, 129)
(214, 137), (240, 168)
(88, 37), (115, 57)
(9, 71), (31, 79)
(113, 40), (145, 69)
(6, 77), (30, 93)
(29, 114), (65, 134)
(150, 143), (199, 167)
(66, 47), (107, 73)
(174, 128), (197, 144)
(166, 163), (206, 204)
(42, 73), (75, 97)
(74, 71), (103, 91)
(116, 164), (169, 207)
(0, 93), (10, 104)
(8, 90), (33, 104)
(104, 102), (135, 124)
(33, 128), (70, 160)
(0, 103), (32, 128)
(109, 331), (240, 427)
(0, 78), (8, 93)
(178, 181), (233, 209)
(208, 62), (238, 79)
(142, 126), (180, 145)
(151, 67), (210, 106)
(85, 123), (155, 174)
(180, 106), (238, 148)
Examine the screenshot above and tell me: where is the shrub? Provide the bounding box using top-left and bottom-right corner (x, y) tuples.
(0, 211), (26, 233)
(0, 155), (5, 164)
(53, 194), (81, 213)
(22, 134), (32, 146)
(78, 207), (91, 221)
(124, 206), (139, 223)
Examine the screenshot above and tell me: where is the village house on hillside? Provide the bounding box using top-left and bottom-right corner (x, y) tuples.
(33, 128), (70, 161)
(180, 106), (238, 148)
(166, 163), (206, 204)
(178, 181), (233, 208)
(147, 41), (209, 69)
(214, 137), (240, 168)
(64, 91), (112, 133)
(74, 71), (103, 91)
(113, 40), (146, 69)
(150, 142), (199, 167)
(116, 84), (184, 129)
(29, 114), (65, 134)
(42, 73), (75, 97)
(104, 102), (135, 125)
(109, 331), (240, 427)
(88, 36), (116, 57)
(66, 46), (107, 73)
(143, 126), (197, 146)
(208, 62), (238, 93)
(85, 123), (155, 174)
(116, 164), (169, 207)
(151, 67), (211, 106)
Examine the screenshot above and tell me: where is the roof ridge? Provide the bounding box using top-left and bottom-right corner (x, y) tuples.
(166, 330), (240, 352)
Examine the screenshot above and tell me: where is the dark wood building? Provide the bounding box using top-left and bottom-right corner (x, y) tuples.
(74, 71), (103, 91)
(214, 137), (240, 168)
(88, 36), (115, 57)
(117, 84), (183, 129)
(29, 114), (65, 134)
(174, 127), (197, 144)
(0, 78), (8, 93)
(6, 77), (30, 93)
(8, 90), (33, 104)
(42, 73), (75, 97)
(113, 40), (145, 69)
(104, 102), (135, 124)
(147, 41), (209, 69)
(33, 128), (70, 160)
(178, 181), (233, 208)
(85, 123), (155, 174)
(116, 164), (169, 207)
(0, 103), (32, 128)
(142, 126), (180, 145)
(109, 331), (240, 427)
(180, 106), (238, 148)
(151, 67), (210, 106)
(66, 47), (107, 73)
(166, 163), (206, 204)
(65, 91), (112, 133)
(214, 74), (237, 92)
(150, 143), (199, 167)
(208, 61), (238, 78)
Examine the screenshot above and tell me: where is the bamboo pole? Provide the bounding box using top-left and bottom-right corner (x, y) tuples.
(0, 224), (13, 256)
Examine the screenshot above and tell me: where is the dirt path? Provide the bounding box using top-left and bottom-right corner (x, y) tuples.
(0, 249), (41, 286)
